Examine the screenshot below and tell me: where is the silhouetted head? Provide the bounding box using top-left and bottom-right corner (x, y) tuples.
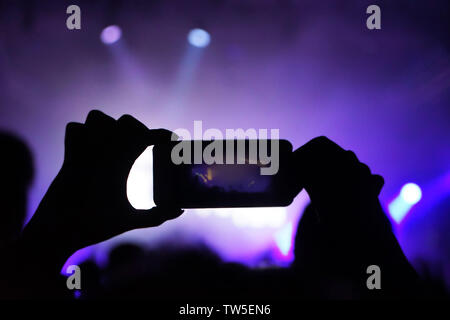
(0, 131), (34, 246)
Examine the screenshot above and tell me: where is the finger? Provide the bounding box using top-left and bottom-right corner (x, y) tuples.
(126, 206), (184, 230)
(117, 114), (151, 142)
(116, 115), (152, 164)
(65, 122), (84, 144)
(292, 136), (344, 186)
(358, 162), (372, 177)
(117, 115), (176, 165)
(293, 136), (344, 168)
(117, 114), (174, 145)
(85, 110), (117, 137)
(147, 128), (178, 145)
(344, 151), (372, 179)
(343, 150), (359, 164)
(343, 151), (380, 195)
(64, 122), (86, 163)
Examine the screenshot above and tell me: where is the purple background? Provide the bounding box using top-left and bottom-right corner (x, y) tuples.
(0, 0), (449, 286)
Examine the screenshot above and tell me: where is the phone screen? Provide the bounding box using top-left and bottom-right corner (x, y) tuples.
(190, 164), (272, 193)
(153, 139), (293, 208)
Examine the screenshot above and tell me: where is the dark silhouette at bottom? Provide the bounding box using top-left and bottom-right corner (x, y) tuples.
(0, 111), (447, 300)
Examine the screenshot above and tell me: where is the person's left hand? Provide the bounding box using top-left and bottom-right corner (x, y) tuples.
(20, 110), (183, 262)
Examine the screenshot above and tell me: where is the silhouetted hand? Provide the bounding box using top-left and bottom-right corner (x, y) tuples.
(290, 137), (418, 298)
(291, 136), (388, 266)
(19, 110), (183, 266)
(292, 136), (384, 220)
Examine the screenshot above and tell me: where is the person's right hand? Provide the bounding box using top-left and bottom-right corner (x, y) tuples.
(290, 137), (418, 298)
(291, 136), (385, 225)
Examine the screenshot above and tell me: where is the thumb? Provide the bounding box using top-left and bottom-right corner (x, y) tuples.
(126, 206), (184, 230)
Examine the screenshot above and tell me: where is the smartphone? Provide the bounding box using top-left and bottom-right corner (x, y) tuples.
(153, 139), (294, 208)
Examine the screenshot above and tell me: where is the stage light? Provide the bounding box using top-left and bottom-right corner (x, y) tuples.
(187, 28), (210, 48)
(101, 25), (122, 45)
(400, 183), (422, 205)
(388, 182), (422, 223)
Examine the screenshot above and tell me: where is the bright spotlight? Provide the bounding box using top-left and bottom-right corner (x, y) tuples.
(187, 28), (211, 48)
(101, 25), (122, 45)
(388, 182), (422, 223)
(400, 183), (422, 205)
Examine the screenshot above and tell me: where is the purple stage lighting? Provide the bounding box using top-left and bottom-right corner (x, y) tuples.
(400, 183), (422, 205)
(101, 25), (122, 45)
(274, 222), (294, 257)
(388, 183), (422, 223)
